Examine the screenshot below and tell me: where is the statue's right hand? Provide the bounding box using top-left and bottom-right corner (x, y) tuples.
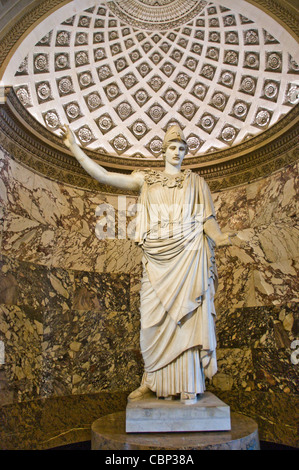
(59, 124), (76, 149)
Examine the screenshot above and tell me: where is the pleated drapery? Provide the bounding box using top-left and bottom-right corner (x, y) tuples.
(133, 169), (218, 397)
(142, 348), (206, 397)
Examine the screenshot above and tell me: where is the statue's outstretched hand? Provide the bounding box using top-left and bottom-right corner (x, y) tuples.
(59, 124), (76, 149)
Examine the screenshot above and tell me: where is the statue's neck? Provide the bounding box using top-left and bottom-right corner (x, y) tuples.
(164, 162), (182, 175)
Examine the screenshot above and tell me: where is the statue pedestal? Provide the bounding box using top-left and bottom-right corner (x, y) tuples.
(91, 394), (260, 450)
(126, 392), (231, 433)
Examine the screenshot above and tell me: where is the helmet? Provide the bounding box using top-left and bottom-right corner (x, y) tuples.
(162, 125), (188, 153)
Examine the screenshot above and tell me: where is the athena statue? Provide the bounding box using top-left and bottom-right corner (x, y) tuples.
(60, 124), (233, 405)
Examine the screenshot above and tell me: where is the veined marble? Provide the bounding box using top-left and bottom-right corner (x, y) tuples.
(0, 146), (142, 273)
(215, 217), (299, 311)
(51, 234), (143, 274)
(2, 213), (56, 266)
(0, 146), (298, 448)
(216, 304), (298, 350)
(211, 348), (254, 393)
(0, 255), (74, 311)
(246, 163), (298, 227)
(252, 347), (298, 394)
(212, 186), (251, 232)
(0, 304), (42, 402)
(50, 229), (108, 272)
(0, 147), (35, 220)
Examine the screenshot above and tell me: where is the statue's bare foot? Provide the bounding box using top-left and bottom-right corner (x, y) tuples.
(180, 392), (197, 405)
(127, 384), (152, 402)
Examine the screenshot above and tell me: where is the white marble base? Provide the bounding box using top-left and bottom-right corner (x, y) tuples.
(126, 392), (231, 433)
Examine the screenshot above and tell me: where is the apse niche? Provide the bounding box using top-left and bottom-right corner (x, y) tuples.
(2, 0), (299, 161)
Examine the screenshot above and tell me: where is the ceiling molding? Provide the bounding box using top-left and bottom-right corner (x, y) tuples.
(0, 0), (298, 191)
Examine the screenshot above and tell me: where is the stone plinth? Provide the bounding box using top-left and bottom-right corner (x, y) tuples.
(126, 392), (231, 433)
(91, 411), (260, 450)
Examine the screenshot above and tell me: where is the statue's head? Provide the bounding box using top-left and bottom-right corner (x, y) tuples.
(162, 125), (188, 157)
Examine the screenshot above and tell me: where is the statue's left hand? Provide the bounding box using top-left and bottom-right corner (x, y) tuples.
(215, 231), (237, 247)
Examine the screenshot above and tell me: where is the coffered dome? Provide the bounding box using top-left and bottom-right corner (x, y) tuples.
(2, 0), (298, 161)
(0, 0), (298, 190)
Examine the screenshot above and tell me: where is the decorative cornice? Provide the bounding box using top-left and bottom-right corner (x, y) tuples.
(246, 0), (299, 39)
(0, 90), (298, 192)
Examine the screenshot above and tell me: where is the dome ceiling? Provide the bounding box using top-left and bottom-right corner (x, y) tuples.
(2, 0), (299, 163)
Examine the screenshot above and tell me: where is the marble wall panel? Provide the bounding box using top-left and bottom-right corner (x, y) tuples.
(210, 347), (254, 392)
(130, 273), (142, 316)
(0, 298), (142, 402)
(246, 162), (298, 227)
(212, 185), (251, 232)
(215, 215), (299, 312)
(0, 246), (142, 401)
(0, 255), (19, 305)
(250, 391), (299, 447)
(31, 174), (87, 231)
(1, 214), (56, 266)
(252, 347), (298, 394)
(0, 147), (34, 220)
(0, 147), (98, 233)
(0, 255), (74, 311)
(50, 228), (107, 272)
(240, 219), (299, 264)
(73, 271), (130, 312)
(69, 309), (117, 394)
(253, 258), (298, 306)
(1, 399), (46, 449)
(209, 389), (299, 448)
(216, 304), (298, 350)
(82, 191), (138, 239)
(0, 367), (14, 406)
(0, 147), (141, 274)
(67, 308), (141, 395)
(0, 304), (42, 402)
(52, 232), (143, 274)
(209, 301), (299, 446)
(0, 391), (129, 450)
(41, 309), (73, 397)
(214, 246), (257, 311)
(103, 239), (142, 274)
(50, 221), (142, 274)
(217, 306), (276, 349)
(20, 265), (74, 311)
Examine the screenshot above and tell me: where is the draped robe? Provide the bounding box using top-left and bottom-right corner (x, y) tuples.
(133, 169), (218, 397)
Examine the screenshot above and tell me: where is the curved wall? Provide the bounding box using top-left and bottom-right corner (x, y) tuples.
(0, 143), (298, 448)
(0, 144), (143, 448)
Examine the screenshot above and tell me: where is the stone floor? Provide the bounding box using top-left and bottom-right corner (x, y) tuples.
(49, 440), (297, 450)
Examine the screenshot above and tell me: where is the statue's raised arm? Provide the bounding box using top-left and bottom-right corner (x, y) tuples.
(59, 125), (144, 191)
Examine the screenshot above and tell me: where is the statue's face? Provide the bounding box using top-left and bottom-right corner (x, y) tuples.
(164, 140), (187, 166)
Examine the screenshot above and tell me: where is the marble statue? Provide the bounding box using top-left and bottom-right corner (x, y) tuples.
(60, 124), (233, 405)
